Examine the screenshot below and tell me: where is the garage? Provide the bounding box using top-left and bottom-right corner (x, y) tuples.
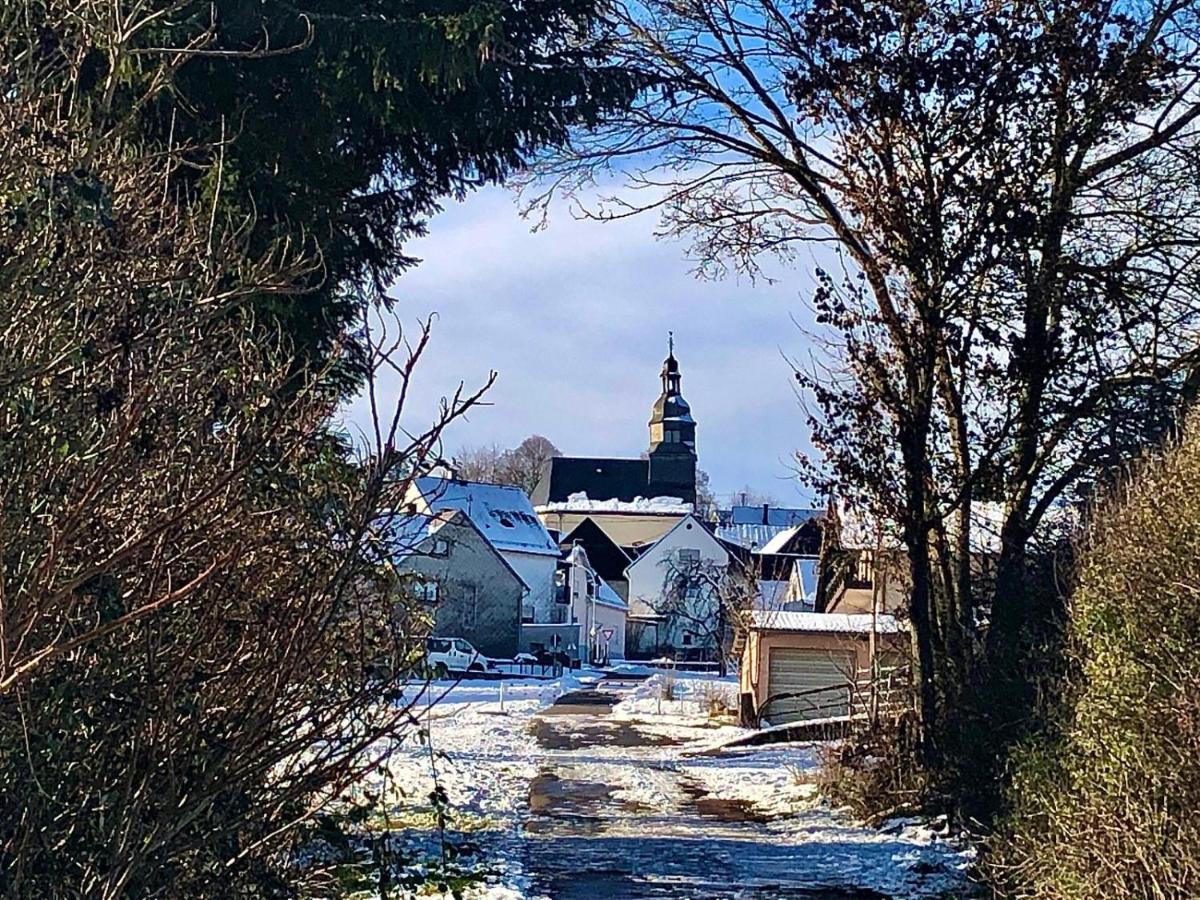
(764, 648), (857, 724)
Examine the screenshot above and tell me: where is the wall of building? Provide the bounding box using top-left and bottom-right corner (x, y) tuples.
(825, 549), (909, 615)
(398, 519), (525, 658)
(625, 517), (729, 618)
(505, 550), (557, 623)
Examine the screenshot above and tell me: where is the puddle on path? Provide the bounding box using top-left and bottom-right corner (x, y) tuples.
(529, 717), (685, 750)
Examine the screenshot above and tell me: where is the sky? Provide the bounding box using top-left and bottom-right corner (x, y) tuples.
(341, 185), (826, 506)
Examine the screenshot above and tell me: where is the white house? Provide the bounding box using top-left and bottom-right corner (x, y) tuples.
(624, 513), (731, 658)
(406, 477), (560, 623)
(563, 544), (627, 663)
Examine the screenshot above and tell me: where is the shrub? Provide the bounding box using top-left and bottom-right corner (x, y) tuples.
(993, 423), (1200, 898)
(818, 711), (929, 824)
(693, 680), (737, 719)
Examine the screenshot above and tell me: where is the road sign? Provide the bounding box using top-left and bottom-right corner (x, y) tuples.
(600, 628), (614, 643)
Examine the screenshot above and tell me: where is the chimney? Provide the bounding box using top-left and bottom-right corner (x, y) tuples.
(762, 503), (769, 525)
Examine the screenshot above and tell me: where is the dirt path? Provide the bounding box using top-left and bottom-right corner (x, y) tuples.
(516, 697), (903, 899)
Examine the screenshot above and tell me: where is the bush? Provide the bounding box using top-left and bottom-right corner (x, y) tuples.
(693, 680), (737, 719)
(993, 424), (1200, 898)
(818, 711), (929, 824)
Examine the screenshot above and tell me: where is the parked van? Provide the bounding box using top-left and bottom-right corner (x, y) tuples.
(425, 637), (490, 677)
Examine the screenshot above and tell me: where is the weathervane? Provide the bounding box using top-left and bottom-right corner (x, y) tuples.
(668, 330), (674, 355)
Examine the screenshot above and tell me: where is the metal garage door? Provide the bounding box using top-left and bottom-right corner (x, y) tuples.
(765, 649), (856, 724)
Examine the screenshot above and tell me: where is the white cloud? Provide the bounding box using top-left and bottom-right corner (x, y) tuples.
(342, 186), (823, 502)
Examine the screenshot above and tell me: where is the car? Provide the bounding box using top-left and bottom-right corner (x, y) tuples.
(425, 636), (490, 678)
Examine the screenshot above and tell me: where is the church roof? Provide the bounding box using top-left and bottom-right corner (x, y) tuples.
(531, 457), (650, 505)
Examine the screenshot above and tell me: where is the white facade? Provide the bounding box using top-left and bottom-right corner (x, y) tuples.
(624, 514), (730, 617)
(509, 551), (558, 623)
(564, 545), (627, 661)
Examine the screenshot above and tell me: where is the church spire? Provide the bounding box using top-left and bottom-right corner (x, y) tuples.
(647, 335), (697, 502)
(660, 333), (681, 396)
(649, 335), (695, 454)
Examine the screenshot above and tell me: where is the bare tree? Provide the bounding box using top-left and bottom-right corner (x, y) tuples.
(499, 434), (561, 495)
(0, 5), (491, 893)
(653, 553), (758, 676)
(528, 0), (1200, 775)
(451, 442), (506, 482)
(451, 434), (560, 494)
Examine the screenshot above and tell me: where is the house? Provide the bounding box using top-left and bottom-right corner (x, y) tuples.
(517, 542), (629, 665)
(533, 338), (699, 508)
(623, 513), (733, 659)
(817, 499), (1005, 615)
(563, 544), (628, 663)
(716, 504), (823, 551)
(750, 551), (818, 613)
(537, 496), (689, 550)
(738, 610), (909, 726)
(388, 509), (528, 658)
(555, 517), (634, 599)
(405, 476), (561, 624)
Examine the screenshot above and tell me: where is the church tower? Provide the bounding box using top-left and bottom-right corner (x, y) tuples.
(647, 334), (698, 504)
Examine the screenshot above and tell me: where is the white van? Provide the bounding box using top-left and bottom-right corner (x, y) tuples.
(425, 637), (489, 677)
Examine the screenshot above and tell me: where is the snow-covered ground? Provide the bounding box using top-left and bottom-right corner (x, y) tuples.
(362, 670), (976, 899)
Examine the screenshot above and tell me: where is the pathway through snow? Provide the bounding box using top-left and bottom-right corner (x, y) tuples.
(371, 672), (975, 898)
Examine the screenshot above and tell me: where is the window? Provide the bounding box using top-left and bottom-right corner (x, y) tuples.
(682, 632), (694, 647)
(415, 579), (439, 604)
(521, 606), (535, 624)
(431, 538), (450, 557)
(676, 548), (700, 564)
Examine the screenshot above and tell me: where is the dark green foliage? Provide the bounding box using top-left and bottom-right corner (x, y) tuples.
(139, 0), (637, 381)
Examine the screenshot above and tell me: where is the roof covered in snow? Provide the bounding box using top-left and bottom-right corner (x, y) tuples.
(413, 477), (559, 557)
(748, 610), (906, 634)
(538, 492), (693, 515)
(532, 457), (651, 505)
(759, 526), (804, 555)
(716, 523), (788, 549)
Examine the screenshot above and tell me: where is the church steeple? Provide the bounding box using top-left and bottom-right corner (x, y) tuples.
(647, 334), (698, 503)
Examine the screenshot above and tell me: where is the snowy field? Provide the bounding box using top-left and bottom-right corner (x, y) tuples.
(357, 669), (976, 899)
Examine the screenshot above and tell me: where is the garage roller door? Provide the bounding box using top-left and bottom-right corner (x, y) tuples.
(765, 649), (856, 724)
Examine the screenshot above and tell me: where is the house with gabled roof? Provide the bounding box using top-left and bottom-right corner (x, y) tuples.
(386, 509), (528, 658)
(623, 513), (734, 659)
(555, 517), (634, 600)
(406, 476), (561, 623)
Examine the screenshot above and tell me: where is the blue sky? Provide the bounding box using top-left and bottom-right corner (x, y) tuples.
(343, 185), (824, 505)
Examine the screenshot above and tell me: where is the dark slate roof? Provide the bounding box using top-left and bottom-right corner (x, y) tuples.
(531, 457), (650, 505)
(559, 517), (632, 583)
